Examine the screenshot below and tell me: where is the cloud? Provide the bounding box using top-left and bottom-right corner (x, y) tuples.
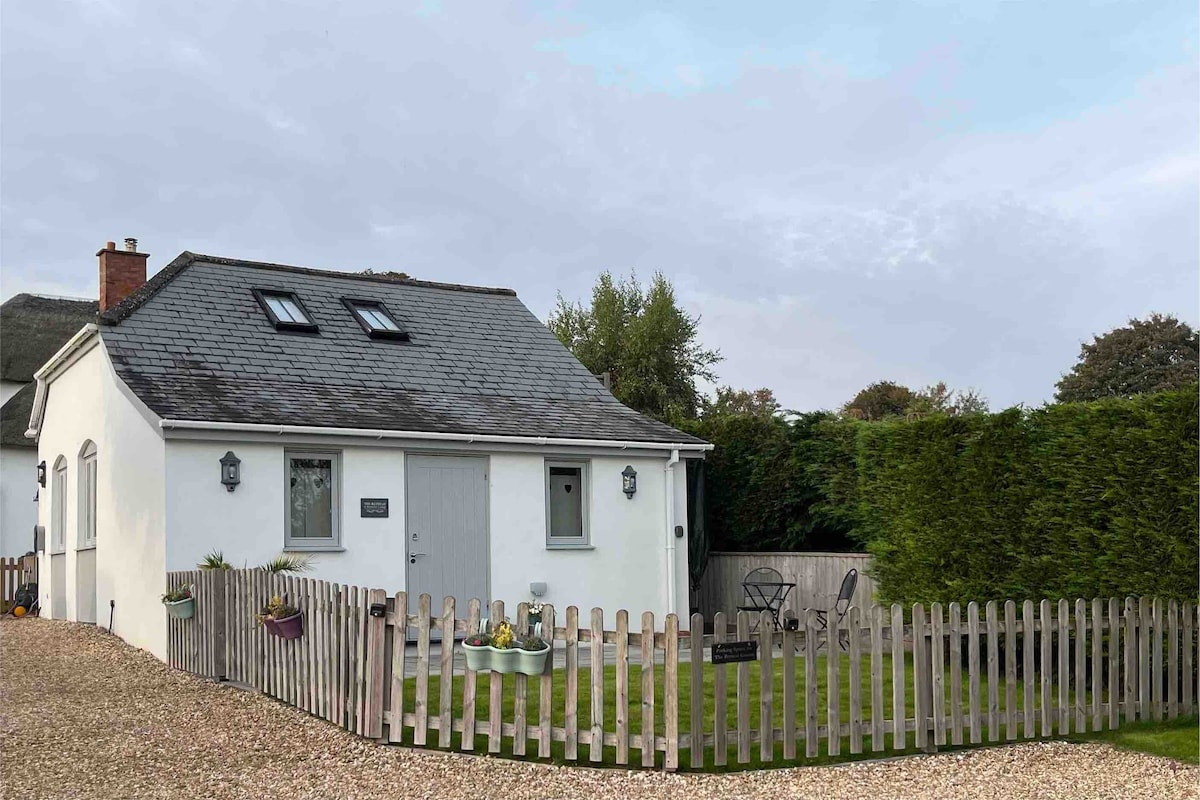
(1, 1), (1195, 411)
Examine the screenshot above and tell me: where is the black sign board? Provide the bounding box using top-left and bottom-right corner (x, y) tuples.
(360, 498), (389, 518)
(712, 640), (758, 664)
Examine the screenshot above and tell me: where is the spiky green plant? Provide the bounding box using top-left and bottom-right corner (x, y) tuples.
(260, 553), (314, 574)
(197, 550), (232, 571)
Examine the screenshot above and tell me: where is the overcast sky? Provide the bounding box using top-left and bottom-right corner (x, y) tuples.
(2, 1), (1197, 411)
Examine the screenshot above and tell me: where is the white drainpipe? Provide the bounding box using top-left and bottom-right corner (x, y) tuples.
(664, 447), (680, 618)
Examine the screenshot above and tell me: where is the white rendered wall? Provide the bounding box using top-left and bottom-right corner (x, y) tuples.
(164, 441), (408, 592)
(36, 342), (168, 658)
(163, 441), (691, 627)
(488, 452), (690, 627)
(0, 446), (37, 557)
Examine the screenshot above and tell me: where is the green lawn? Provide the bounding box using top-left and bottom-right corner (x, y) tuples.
(395, 650), (1112, 770)
(1076, 716), (1199, 764)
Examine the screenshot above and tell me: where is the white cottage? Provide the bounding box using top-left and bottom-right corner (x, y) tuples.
(0, 293), (98, 558)
(27, 241), (710, 659)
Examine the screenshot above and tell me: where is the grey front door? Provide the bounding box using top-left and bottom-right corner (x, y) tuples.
(405, 455), (489, 615)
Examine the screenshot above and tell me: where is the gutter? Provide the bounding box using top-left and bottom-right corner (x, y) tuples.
(158, 418), (714, 453)
(25, 324), (100, 439)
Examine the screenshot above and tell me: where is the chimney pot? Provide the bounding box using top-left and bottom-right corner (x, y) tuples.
(97, 237), (149, 311)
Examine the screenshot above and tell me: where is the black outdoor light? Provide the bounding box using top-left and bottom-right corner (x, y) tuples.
(220, 451), (241, 492)
(621, 465), (637, 498)
(36, 460), (46, 487)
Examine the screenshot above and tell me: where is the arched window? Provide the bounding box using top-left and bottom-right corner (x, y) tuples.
(51, 455), (67, 552)
(79, 441), (97, 548)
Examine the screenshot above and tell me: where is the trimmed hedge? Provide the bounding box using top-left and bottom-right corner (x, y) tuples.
(689, 388), (1198, 604)
(848, 388), (1198, 604)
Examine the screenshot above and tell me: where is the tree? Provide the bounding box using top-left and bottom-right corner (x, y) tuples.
(549, 271), (721, 421)
(704, 386), (780, 419)
(842, 381), (915, 420)
(1055, 314), (1199, 403)
(906, 382), (990, 417)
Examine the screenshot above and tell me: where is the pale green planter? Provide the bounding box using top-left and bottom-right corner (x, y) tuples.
(516, 644), (551, 676)
(462, 642), (491, 671)
(164, 597), (194, 620)
(489, 647), (520, 674)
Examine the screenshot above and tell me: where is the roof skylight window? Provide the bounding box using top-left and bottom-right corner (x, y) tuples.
(342, 298), (410, 341)
(252, 289), (319, 333)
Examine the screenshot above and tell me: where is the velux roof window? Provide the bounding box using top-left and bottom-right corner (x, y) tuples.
(342, 298), (410, 341)
(252, 289), (319, 333)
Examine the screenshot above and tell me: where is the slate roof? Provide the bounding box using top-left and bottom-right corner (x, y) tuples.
(99, 253), (705, 445)
(0, 382), (37, 448)
(1, 294), (98, 382)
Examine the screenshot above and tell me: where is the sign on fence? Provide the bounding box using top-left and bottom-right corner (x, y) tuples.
(711, 640), (758, 664)
(166, 570), (1198, 773)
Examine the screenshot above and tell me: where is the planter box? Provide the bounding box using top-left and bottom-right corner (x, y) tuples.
(489, 646), (520, 675)
(163, 597), (194, 620)
(266, 611), (303, 640)
(516, 645), (551, 676)
(462, 642), (491, 671)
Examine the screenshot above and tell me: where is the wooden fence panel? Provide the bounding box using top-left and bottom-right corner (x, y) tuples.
(1108, 597), (1120, 731)
(848, 606), (864, 754)
(590, 608), (605, 763)
(736, 611), (751, 763)
(1004, 600), (1017, 740)
(538, 604), (556, 759)
(712, 611), (729, 766)
(827, 607), (841, 756)
(950, 602), (964, 745)
(891, 604), (906, 750)
(620, 610), (634, 766)
(640, 610), (656, 768)
(698, 552), (877, 620)
(985, 601), (999, 742)
(968, 601), (981, 744)
(663, 613), (679, 772)
(782, 612), (797, 760)
(688, 612), (703, 768)
(870, 604), (885, 752)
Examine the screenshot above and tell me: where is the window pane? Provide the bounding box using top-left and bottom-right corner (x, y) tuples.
(53, 467), (67, 548)
(356, 305), (400, 331)
(278, 297), (309, 323)
(548, 466), (583, 538)
(265, 296), (296, 323)
(85, 458), (97, 544)
(289, 457), (334, 539)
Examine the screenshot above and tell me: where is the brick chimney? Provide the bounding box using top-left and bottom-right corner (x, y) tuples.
(98, 238), (149, 311)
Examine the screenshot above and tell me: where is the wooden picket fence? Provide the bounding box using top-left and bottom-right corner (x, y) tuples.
(1, 555), (34, 612)
(166, 569), (1197, 771)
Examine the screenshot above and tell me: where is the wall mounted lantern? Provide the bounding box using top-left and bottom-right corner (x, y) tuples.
(220, 451), (241, 492)
(621, 465), (637, 498)
(37, 460), (46, 487)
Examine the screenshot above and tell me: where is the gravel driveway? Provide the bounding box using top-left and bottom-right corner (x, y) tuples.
(1, 617), (1195, 800)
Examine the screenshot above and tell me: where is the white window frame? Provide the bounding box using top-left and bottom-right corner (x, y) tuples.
(544, 459), (591, 549)
(79, 442), (97, 549)
(51, 456), (67, 553)
(284, 450), (342, 551)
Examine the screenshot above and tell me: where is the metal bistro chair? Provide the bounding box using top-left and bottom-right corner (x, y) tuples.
(814, 568), (858, 650)
(737, 567), (794, 631)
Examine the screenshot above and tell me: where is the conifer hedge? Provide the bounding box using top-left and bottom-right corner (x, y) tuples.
(691, 388), (1198, 604)
(846, 388), (1198, 603)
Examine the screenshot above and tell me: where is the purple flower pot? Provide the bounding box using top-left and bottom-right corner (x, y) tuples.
(267, 611), (304, 640)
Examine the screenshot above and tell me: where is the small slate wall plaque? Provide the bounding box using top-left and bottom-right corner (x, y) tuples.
(712, 640), (758, 664)
(360, 498), (389, 518)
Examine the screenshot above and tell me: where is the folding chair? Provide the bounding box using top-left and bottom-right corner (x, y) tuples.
(737, 566), (793, 631)
(814, 568), (858, 650)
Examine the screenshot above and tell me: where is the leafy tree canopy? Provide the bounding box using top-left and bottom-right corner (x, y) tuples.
(549, 271), (721, 421)
(1055, 313), (1199, 403)
(842, 381), (916, 420)
(703, 386), (780, 419)
(842, 380), (988, 420)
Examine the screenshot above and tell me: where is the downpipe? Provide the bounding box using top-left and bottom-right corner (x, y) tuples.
(664, 448), (680, 619)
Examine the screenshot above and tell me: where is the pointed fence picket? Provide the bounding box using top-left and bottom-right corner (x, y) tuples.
(164, 570), (1192, 772)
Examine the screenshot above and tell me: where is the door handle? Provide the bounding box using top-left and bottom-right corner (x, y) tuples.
(409, 554), (425, 565)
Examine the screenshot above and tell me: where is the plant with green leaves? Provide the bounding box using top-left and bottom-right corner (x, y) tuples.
(161, 585), (192, 603)
(259, 553), (313, 574)
(197, 550), (232, 571)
